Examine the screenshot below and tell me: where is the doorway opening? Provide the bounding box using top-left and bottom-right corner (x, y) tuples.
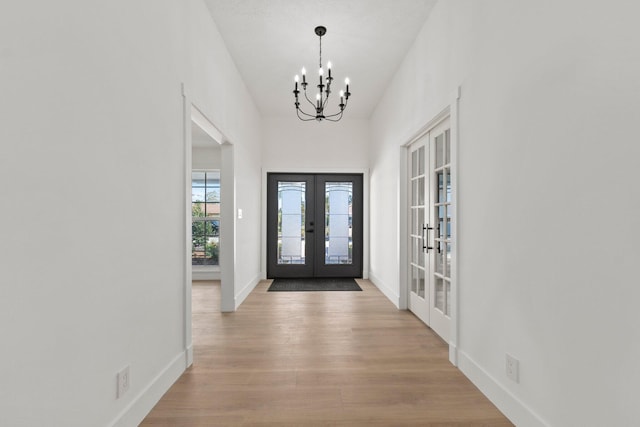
(266, 173), (363, 279)
(191, 122), (221, 280)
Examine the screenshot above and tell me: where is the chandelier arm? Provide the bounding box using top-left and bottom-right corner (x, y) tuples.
(324, 112), (344, 122)
(324, 100), (348, 118)
(296, 109), (318, 121)
(324, 111), (344, 119)
(302, 87), (316, 109)
(322, 88), (331, 109)
(296, 107), (316, 118)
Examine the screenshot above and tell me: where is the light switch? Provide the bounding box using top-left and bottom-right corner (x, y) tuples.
(237, 208), (243, 219)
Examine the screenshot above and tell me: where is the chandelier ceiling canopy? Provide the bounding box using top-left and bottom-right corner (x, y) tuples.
(293, 26), (351, 122)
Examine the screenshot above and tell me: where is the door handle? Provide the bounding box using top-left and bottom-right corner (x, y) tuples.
(305, 228), (314, 233)
(423, 224), (433, 253)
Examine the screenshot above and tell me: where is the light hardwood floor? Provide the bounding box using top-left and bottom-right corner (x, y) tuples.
(141, 279), (513, 426)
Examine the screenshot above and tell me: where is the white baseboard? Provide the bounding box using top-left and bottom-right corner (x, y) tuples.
(108, 351), (187, 427)
(368, 271), (400, 308)
(234, 272), (261, 309)
(457, 350), (549, 427)
(192, 269), (220, 281)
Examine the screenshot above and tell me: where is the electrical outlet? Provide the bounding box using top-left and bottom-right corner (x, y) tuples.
(117, 366), (130, 398)
(506, 354), (519, 383)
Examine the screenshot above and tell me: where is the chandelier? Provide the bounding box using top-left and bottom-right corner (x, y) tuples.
(293, 26), (351, 122)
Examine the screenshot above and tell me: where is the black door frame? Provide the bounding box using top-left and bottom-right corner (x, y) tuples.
(267, 173), (363, 278)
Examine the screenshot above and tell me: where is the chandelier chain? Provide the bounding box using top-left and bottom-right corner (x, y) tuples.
(319, 34), (322, 69)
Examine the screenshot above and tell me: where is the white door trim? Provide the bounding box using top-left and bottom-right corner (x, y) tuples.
(260, 167), (370, 281)
(181, 83), (236, 368)
(399, 86), (461, 366)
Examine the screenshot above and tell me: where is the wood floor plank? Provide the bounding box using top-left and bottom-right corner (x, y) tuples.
(141, 280), (513, 426)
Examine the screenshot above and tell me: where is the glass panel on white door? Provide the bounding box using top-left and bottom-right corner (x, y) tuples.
(435, 133), (444, 168)
(445, 281), (451, 315)
(445, 129), (451, 164)
(435, 247), (444, 275)
(411, 150), (418, 178)
(435, 277), (444, 311)
(278, 182), (306, 264)
(417, 267), (426, 298)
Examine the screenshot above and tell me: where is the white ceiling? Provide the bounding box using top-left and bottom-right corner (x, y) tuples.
(203, 0), (437, 119)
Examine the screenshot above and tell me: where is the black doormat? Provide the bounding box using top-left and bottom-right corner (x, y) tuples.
(268, 278), (362, 292)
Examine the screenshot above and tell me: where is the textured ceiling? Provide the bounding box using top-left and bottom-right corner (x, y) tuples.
(203, 0), (437, 119)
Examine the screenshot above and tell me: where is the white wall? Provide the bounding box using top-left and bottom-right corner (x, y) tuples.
(0, 1), (261, 426)
(192, 146), (221, 170)
(369, 1), (640, 426)
(262, 116), (370, 171)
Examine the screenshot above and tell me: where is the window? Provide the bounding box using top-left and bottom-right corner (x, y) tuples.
(192, 171), (220, 266)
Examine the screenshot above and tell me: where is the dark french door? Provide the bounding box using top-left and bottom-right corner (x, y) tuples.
(267, 173), (363, 278)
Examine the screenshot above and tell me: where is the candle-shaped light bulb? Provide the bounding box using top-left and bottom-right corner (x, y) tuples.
(345, 77), (350, 85)
(319, 67), (324, 76)
(316, 93), (321, 100)
(327, 61), (332, 69)
(302, 67), (306, 75)
(302, 67), (306, 84)
(339, 90), (344, 104)
(295, 75), (299, 82)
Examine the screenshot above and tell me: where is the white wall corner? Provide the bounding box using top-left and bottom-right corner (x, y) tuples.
(109, 351), (187, 427)
(186, 345), (194, 368)
(457, 351), (550, 427)
(397, 146), (409, 311)
(368, 271), (400, 309)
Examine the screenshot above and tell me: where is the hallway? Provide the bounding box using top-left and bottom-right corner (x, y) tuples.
(142, 280), (512, 426)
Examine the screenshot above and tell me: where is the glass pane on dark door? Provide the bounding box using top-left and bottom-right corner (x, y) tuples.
(325, 182), (353, 265)
(277, 182), (306, 265)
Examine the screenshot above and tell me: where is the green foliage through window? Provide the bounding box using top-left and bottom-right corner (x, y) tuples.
(192, 171), (220, 266)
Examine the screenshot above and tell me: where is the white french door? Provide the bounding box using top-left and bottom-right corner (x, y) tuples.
(408, 136), (430, 324)
(408, 118), (452, 342)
